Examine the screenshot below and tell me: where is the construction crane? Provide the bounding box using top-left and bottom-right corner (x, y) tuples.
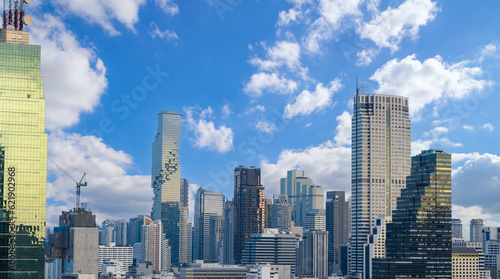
(48, 158), (87, 210)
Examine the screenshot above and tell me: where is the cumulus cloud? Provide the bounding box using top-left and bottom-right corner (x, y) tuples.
(150, 22), (178, 41)
(371, 54), (490, 117)
(284, 79), (342, 119)
(250, 41), (302, 72)
(278, 8), (301, 26)
(333, 111), (352, 146)
(356, 48), (379, 66)
(357, 0), (438, 52)
(462, 125), (474, 131)
(31, 15), (108, 131)
(254, 118), (277, 133)
(184, 106), (234, 153)
(54, 0), (148, 35)
(155, 0), (180, 16)
(244, 72), (298, 98)
(244, 105), (266, 115)
(47, 132), (151, 227)
(478, 43), (499, 62)
(222, 104), (232, 119)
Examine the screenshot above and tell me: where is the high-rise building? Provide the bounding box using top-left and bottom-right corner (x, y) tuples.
(373, 150), (452, 278)
(242, 229), (298, 275)
(280, 170), (324, 227)
(223, 200), (235, 265)
(0, 17), (47, 277)
(233, 166), (265, 264)
(271, 194), (292, 233)
(179, 207), (190, 264)
(151, 111), (182, 263)
(180, 178), (189, 208)
(127, 215), (145, 246)
(142, 216), (171, 273)
(193, 187), (225, 262)
(305, 209), (326, 231)
(453, 218), (463, 239)
(351, 93), (411, 276)
(299, 230), (329, 279)
(471, 219), (484, 242)
(326, 191), (349, 274)
(265, 199), (273, 229)
(364, 216), (392, 279)
(114, 220), (128, 246)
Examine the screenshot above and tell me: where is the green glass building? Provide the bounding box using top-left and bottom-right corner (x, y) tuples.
(0, 29), (47, 278)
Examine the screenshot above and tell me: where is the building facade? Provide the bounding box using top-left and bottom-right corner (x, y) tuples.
(326, 191), (349, 275)
(471, 219), (484, 243)
(453, 218), (463, 239)
(234, 166), (265, 264)
(453, 247), (480, 279)
(98, 243), (133, 276)
(142, 216), (171, 273)
(223, 200), (235, 265)
(151, 111), (182, 263)
(299, 230), (329, 279)
(180, 178), (189, 208)
(350, 93), (411, 276)
(0, 25), (47, 277)
(271, 194), (292, 233)
(373, 150), (452, 278)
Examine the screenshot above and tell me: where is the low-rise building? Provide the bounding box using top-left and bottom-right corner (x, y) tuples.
(453, 247), (479, 279)
(180, 261), (248, 279)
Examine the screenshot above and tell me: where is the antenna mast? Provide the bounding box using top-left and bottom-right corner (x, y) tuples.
(2, 0), (32, 30)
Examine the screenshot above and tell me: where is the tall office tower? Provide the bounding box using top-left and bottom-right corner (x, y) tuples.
(452, 218), (463, 239)
(179, 207), (190, 264)
(151, 111), (182, 263)
(271, 194), (292, 233)
(114, 220), (128, 246)
(180, 178), (189, 208)
(471, 219), (484, 242)
(242, 229), (298, 275)
(193, 187), (225, 262)
(305, 209), (326, 231)
(265, 199), (273, 228)
(0, 12), (47, 277)
(373, 150), (452, 279)
(234, 166), (265, 264)
(351, 93), (411, 276)
(326, 191), (349, 274)
(299, 230), (329, 279)
(127, 215), (145, 246)
(364, 216), (392, 279)
(187, 218), (192, 264)
(223, 200), (235, 264)
(46, 208), (99, 278)
(142, 216), (171, 273)
(101, 219), (116, 245)
(281, 170), (324, 227)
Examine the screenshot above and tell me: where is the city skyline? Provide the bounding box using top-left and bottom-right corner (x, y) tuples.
(28, 0), (500, 240)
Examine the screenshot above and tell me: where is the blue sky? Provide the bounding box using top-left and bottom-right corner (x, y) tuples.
(32, 0), (500, 236)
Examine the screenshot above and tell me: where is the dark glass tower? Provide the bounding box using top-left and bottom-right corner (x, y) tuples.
(326, 191), (349, 275)
(233, 166), (265, 264)
(373, 150), (452, 278)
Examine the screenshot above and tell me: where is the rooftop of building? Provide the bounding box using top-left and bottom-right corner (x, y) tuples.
(452, 247), (479, 254)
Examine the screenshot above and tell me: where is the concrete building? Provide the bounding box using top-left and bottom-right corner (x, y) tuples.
(151, 111), (182, 264)
(326, 191), (349, 274)
(127, 215), (145, 246)
(193, 187), (225, 262)
(350, 92), (411, 277)
(142, 216), (171, 273)
(246, 263), (292, 279)
(363, 216), (392, 279)
(100, 259), (125, 278)
(45, 259), (63, 279)
(223, 200), (235, 264)
(305, 209), (326, 231)
(453, 247), (480, 279)
(453, 218), (463, 239)
(0, 24), (48, 277)
(179, 206), (190, 265)
(180, 178), (189, 208)
(471, 219), (485, 242)
(98, 242), (133, 276)
(242, 229), (298, 275)
(234, 166), (266, 264)
(299, 230), (329, 279)
(180, 261), (248, 279)
(271, 194), (292, 233)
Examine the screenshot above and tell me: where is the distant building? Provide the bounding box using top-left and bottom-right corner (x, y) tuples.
(127, 215), (145, 246)
(242, 229), (298, 275)
(180, 178), (189, 208)
(142, 216), (171, 273)
(180, 261), (248, 279)
(179, 206), (190, 265)
(372, 150), (452, 279)
(234, 166), (265, 264)
(453, 247), (480, 279)
(305, 209), (326, 231)
(265, 199), (273, 228)
(453, 218), (463, 239)
(364, 216), (392, 279)
(246, 263), (292, 279)
(98, 242), (133, 276)
(299, 230), (329, 279)
(223, 200), (235, 264)
(271, 194), (292, 233)
(326, 191), (349, 274)
(471, 219), (484, 242)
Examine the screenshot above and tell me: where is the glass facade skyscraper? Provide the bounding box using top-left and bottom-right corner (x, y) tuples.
(0, 29), (46, 278)
(350, 93), (411, 276)
(373, 150), (452, 279)
(151, 111), (182, 264)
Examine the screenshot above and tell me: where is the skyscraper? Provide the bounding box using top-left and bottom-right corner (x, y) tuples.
(142, 216), (171, 273)
(351, 93), (411, 276)
(180, 178), (189, 208)
(471, 219), (484, 242)
(223, 200), (235, 265)
(452, 218), (463, 239)
(179, 207), (190, 264)
(0, 22), (47, 277)
(193, 187), (224, 262)
(373, 150), (452, 278)
(271, 194), (292, 233)
(326, 191), (349, 274)
(299, 230), (329, 279)
(233, 166), (265, 264)
(151, 111), (182, 263)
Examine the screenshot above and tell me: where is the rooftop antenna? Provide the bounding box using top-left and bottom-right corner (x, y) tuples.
(356, 75), (359, 95)
(3, 0), (32, 30)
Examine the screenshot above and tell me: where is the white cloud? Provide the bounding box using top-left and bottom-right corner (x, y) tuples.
(47, 132), (151, 227)
(424, 126), (449, 137)
(357, 0), (438, 52)
(184, 106), (234, 153)
(31, 15), (108, 131)
(478, 43), (498, 62)
(356, 48), (379, 66)
(155, 0), (179, 16)
(222, 104), (232, 119)
(54, 0), (148, 35)
(452, 152), (481, 164)
(284, 79), (342, 119)
(371, 54), (490, 117)
(249, 41), (303, 73)
(278, 8), (301, 26)
(244, 72), (298, 98)
(254, 118), (277, 133)
(333, 111), (352, 146)
(462, 125), (474, 131)
(150, 22), (178, 41)
(244, 105), (266, 115)
(482, 123), (495, 131)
